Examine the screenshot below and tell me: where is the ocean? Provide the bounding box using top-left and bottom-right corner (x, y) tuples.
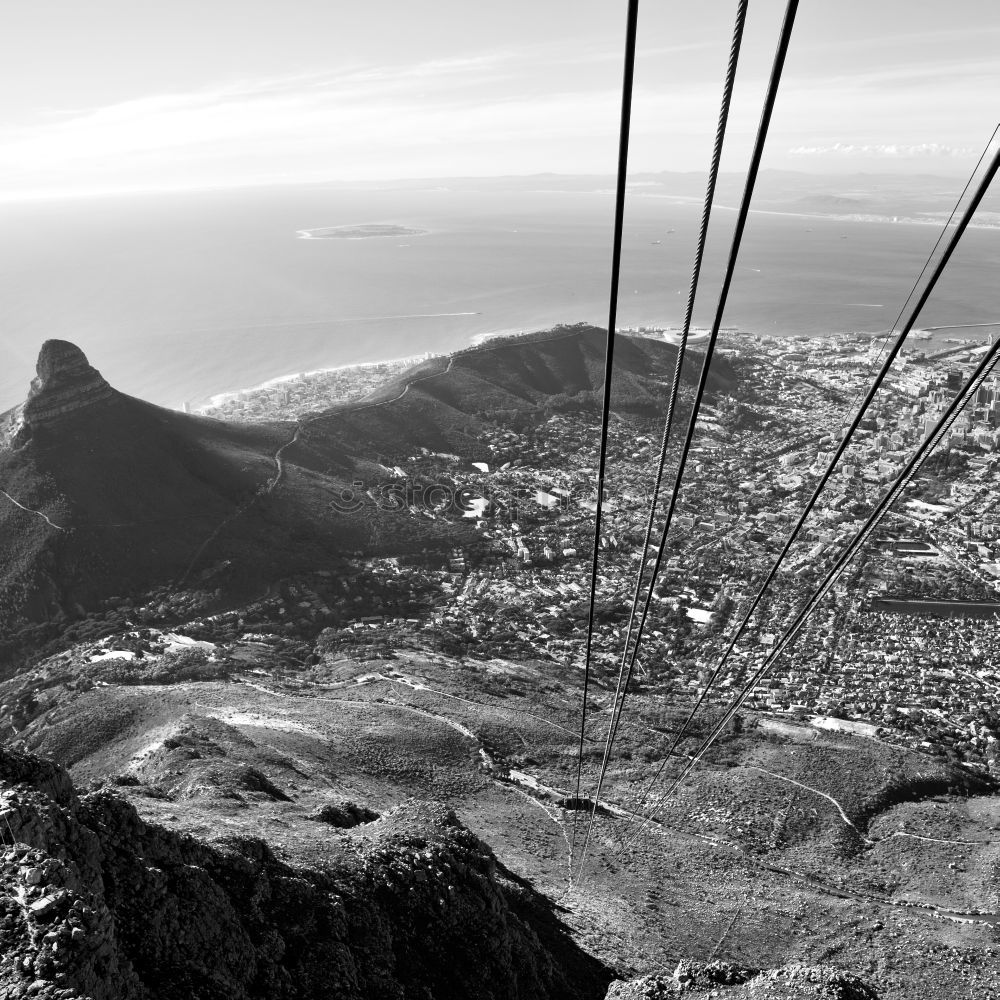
(2, 182), (999, 413)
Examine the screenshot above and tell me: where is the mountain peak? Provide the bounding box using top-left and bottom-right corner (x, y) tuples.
(2, 340), (116, 448)
(35, 339), (98, 383)
(20, 339), (114, 434)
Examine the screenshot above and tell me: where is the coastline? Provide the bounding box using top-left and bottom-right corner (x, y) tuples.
(191, 355), (435, 412)
(468, 326), (542, 346)
(191, 327), (551, 410)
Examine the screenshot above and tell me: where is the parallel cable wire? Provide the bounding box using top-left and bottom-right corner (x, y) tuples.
(620, 146), (1000, 847)
(574, 0), (801, 879)
(568, 0), (641, 875)
(845, 123), (1000, 417)
(614, 138), (1000, 842)
(646, 332), (1000, 821)
(583, 0), (749, 854)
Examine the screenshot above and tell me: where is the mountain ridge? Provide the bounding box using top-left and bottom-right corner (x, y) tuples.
(0, 326), (722, 658)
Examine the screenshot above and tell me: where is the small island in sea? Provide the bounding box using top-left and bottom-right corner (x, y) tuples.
(296, 223), (428, 240)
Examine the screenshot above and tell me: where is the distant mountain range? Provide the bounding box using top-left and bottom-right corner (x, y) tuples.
(0, 327), (732, 644)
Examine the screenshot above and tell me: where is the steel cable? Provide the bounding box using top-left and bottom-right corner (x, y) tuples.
(581, 0), (749, 864)
(575, 0), (801, 879)
(845, 123), (1000, 420)
(614, 139), (1000, 846)
(569, 0), (641, 878)
(650, 331), (1000, 823)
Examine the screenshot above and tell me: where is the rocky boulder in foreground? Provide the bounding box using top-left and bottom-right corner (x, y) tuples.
(0, 747), (609, 1000)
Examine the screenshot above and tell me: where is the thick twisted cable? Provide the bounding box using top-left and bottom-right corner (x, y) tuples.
(584, 0), (749, 861)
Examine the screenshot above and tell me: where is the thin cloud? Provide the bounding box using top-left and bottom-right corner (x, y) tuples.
(0, 58), (515, 163)
(0, 56), (628, 199)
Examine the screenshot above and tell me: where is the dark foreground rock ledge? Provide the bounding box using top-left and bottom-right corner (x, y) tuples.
(0, 746), (610, 1000)
(605, 959), (879, 999)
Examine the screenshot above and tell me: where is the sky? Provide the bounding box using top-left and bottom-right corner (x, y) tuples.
(1, 1), (999, 200)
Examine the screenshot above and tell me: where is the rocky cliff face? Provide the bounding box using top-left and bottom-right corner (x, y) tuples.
(10, 341), (114, 447)
(0, 747), (608, 1000)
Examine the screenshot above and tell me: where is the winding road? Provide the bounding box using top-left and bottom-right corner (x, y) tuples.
(0, 489), (64, 531)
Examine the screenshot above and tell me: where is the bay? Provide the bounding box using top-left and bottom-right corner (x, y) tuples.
(1, 181), (998, 413)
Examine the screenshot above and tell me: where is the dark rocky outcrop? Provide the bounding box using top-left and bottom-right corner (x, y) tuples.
(12, 341), (114, 446)
(0, 747), (610, 1000)
(308, 800), (380, 828)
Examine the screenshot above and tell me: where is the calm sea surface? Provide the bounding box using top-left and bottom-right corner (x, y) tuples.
(2, 183), (999, 412)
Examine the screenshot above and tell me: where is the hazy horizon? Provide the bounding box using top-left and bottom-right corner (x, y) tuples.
(1, 164), (994, 207)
